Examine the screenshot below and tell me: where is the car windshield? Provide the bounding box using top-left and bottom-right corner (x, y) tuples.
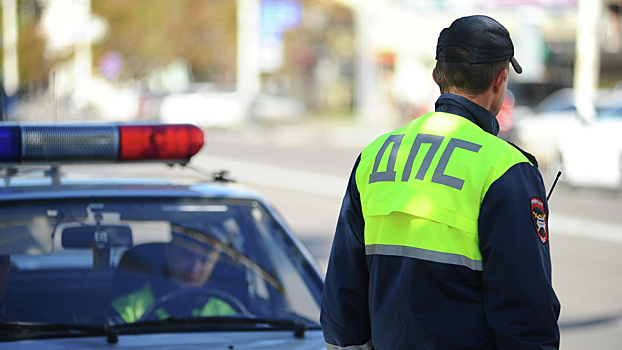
(531, 89), (576, 114)
(0, 198), (321, 327)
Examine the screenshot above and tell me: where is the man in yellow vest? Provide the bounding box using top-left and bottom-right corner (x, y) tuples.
(321, 15), (560, 349)
(111, 238), (237, 323)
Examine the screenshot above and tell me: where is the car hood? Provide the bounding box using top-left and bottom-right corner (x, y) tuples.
(0, 330), (325, 350)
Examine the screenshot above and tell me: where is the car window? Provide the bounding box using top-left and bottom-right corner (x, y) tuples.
(0, 198), (321, 326)
(532, 89), (575, 114)
(560, 106), (576, 112)
(597, 107), (622, 119)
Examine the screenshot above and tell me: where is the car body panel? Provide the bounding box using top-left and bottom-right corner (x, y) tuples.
(513, 110), (584, 168)
(0, 329), (325, 350)
(558, 119), (622, 189)
(511, 88), (608, 168)
(0, 177), (263, 201)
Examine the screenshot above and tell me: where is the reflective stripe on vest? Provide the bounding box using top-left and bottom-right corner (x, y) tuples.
(356, 112), (531, 270)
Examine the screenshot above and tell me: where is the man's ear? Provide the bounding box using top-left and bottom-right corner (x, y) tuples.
(492, 68), (508, 93)
(432, 68), (439, 86)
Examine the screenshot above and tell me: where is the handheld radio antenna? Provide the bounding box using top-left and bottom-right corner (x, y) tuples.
(547, 171), (562, 201)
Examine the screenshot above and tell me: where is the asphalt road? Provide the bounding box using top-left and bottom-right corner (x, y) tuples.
(199, 125), (622, 349)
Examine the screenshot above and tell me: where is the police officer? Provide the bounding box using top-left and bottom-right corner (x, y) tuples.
(320, 15), (560, 349)
(111, 237), (236, 323)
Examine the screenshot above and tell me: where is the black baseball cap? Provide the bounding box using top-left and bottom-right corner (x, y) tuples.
(436, 15), (522, 74)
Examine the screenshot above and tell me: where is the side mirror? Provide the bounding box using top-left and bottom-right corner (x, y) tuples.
(62, 225), (133, 249)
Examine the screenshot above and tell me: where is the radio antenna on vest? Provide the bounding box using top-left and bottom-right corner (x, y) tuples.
(547, 171), (562, 201)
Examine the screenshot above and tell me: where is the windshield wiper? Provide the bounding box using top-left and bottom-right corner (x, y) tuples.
(0, 322), (119, 344)
(115, 316), (319, 339)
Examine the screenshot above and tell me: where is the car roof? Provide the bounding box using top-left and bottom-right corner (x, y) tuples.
(533, 88), (621, 113)
(0, 163), (264, 202)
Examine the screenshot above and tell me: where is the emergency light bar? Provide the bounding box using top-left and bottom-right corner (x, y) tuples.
(0, 124), (204, 164)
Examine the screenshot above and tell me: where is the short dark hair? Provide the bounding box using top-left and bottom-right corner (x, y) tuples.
(435, 47), (509, 95)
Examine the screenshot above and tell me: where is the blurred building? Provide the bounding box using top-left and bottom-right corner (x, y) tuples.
(278, 1), (355, 115)
(345, 0), (622, 124)
(4, 0), (622, 125)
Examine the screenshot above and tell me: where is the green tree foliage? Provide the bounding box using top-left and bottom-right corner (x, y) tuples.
(92, 0), (236, 84)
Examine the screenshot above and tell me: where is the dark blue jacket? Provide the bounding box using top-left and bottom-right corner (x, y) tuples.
(320, 94), (560, 350)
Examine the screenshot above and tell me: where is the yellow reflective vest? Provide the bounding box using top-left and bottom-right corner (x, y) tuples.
(356, 112), (533, 270)
(111, 283), (237, 323)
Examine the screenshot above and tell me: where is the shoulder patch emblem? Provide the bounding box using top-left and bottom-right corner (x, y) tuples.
(531, 197), (548, 244)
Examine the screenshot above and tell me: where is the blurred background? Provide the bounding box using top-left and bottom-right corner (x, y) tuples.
(1, 0), (622, 348)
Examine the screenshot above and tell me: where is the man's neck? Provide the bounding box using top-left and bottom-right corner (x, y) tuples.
(446, 90), (495, 115)
(435, 94), (500, 136)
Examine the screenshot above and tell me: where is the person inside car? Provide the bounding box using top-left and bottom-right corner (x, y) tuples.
(110, 235), (237, 323)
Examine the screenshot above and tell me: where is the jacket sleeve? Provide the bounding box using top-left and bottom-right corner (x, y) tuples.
(478, 162), (561, 349)
(320, 156), (373, 350)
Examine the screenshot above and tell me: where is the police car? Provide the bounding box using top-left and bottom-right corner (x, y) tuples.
(0, 124), (324, 349)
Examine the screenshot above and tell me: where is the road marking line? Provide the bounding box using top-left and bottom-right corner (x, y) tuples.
(550, 214), (622, 244)
(200, 155), (622, 244)
(199, 155), (347, 197)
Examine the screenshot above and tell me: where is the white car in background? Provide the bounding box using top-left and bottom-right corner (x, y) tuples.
(557, 95), (622, 189)
(513, 89), (584, 169)
(512, 88), (607, 169)
(160, 91), (247, 128)
(248, 94), (306, 124)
